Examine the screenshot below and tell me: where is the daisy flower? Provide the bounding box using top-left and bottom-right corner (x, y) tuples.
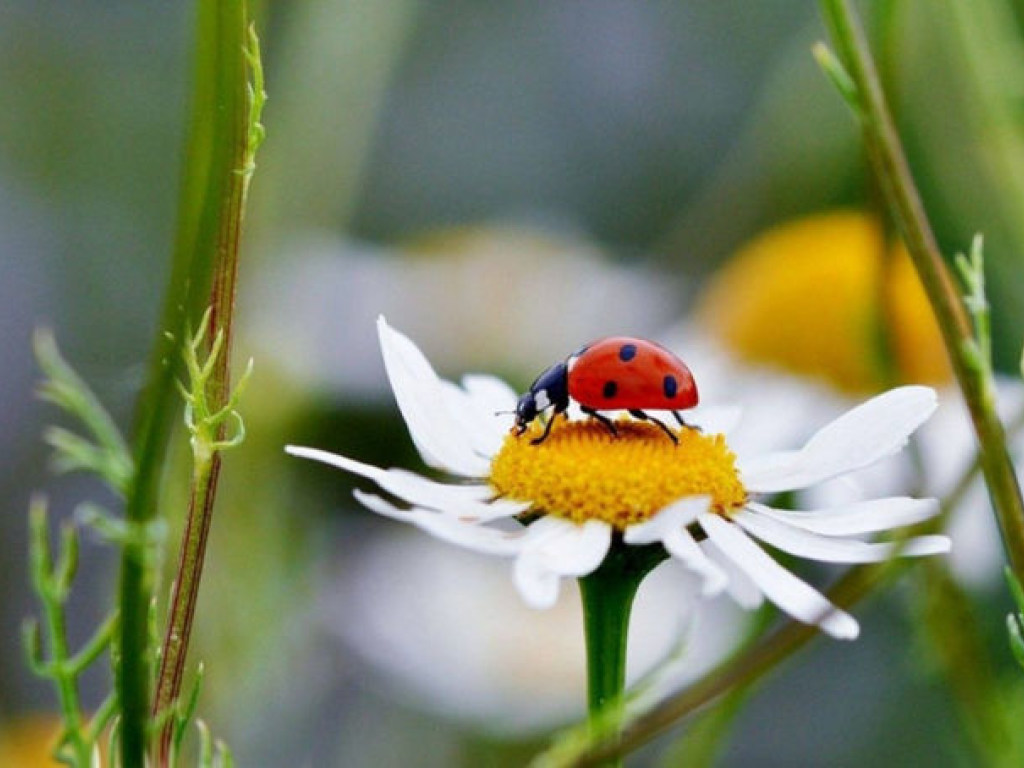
(286, 318), (950, 640)
(679, 210), (1015, 587)
(247, 224), (676, 397)
(695, 210), (951, 397)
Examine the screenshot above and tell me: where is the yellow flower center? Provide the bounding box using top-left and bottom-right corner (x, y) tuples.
(489, 418), (747, 530)
(696, 211), (951, 394)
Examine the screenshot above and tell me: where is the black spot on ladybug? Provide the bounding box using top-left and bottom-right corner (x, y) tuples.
(603, 380), (618, 399)
(618, 343), (637, 362)
(663, 375), (678, 398)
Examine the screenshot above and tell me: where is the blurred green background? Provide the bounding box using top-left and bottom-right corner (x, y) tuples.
(3, 1), (1024, 765)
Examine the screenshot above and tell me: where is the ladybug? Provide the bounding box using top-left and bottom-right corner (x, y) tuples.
(513, 337), (699, 445)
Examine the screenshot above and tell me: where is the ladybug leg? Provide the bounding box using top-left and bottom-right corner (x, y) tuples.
(531, 407), (567, 445)
(531, 412), (558, 445)
(630, 409), (678, 444)
(581, 406), (619, 437)
(671, 410), (702, 432)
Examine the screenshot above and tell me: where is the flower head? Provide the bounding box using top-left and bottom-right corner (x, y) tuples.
(287, 318), (950, 639)
(696, 210), (951, 394)
(680, 211), (1011, 588)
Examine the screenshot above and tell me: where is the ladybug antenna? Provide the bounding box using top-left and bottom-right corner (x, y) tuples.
(494, 409), (516, 416)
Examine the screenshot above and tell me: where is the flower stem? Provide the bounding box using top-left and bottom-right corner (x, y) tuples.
(579, 570), (632, 726)
(152, 457), (220, 763)
(572, 561), (889, 767)
(913, 559), (1016, 765)
(577, 541), (665, 768)
(116, 3), (256, 762)
(149, 5), (260, 766)
(569, 469), (984, 768)
(818, 0), (1024, 581)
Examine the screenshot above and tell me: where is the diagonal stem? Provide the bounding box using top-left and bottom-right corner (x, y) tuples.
(573, 559), (890, 767)
(152, 454), (223, 764)
(819, 0), (1024, 581)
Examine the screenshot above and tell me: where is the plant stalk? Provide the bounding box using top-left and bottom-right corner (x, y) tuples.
(108, 1), (256, 765)
(149, 2), (252, 764)
(116, 1), (251, 761)
(818, 0), (1024, 581)
(568, 433), (1003, 768)
(577, 542), (665, 768)
(152, 456), (223, 764)
(573, 560), (890, 767)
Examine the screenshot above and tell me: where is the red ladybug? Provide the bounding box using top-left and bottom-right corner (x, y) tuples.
(513, 337), (699, 445)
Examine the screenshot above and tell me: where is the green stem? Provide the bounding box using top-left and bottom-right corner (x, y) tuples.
(152, 457), (222, 764)
(150, 4), (255, 766)
(578, 542), (666, 768)
(580, 573), (632, 724)
(818, 0), (1024, 583)
(118, 2), (252, 765)
(41, 588), (90, 766)
(570, 450), (1001, 768)
(28, 503), (91, 766)
(913, 560), (1014, 765)
(573, 560), (889, 767)
(567, 400), (1024, 768)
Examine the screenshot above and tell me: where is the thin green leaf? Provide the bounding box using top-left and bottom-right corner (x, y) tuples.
(812, 42), (860, 112)
(198, 720), (214, 768)
(29, 496), (53, 591)
(172, 663), (206, 758)
(22, 618), (49, 676)
(1006, 567), (1024, 670)
(215, 739), (235, 768)
(34, 330), (129, 455)
(68, 612), (118, 675)
(54, 521), (79, 598)
(86, 692), (119, 745)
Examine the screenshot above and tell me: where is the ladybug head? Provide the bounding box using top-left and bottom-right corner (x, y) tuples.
(513, 391), (538, 435)
(512, 361), (569, 437)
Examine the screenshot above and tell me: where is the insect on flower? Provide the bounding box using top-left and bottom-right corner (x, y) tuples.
(513, 337), (699, 444)
(287, 318), (952, 639)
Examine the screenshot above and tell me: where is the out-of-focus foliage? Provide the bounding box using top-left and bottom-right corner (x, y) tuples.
(6, 1), (1024, 766)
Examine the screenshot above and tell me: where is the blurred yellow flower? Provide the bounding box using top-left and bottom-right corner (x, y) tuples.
(0, 716), (60, 767)
(696, 211), (951, 394)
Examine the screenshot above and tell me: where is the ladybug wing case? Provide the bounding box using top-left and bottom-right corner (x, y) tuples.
(568, 338), (697, 412)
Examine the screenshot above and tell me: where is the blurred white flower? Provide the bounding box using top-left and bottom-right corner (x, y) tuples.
(246, 225), (678, 397)
(323, 532), (743, 734)
(675, 210), (1019, 589)
(288, 318), (949, 640)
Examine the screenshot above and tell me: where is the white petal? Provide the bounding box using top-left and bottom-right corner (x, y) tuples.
(747, 498), (940, 536)
(734, 508), (951, 563)
(461, 373), (519, 416)
(459, 374), (519, 453)
(354, 491), (527, 556)
(624, 496), (709, 545)
(685, 405), (743, 437)
(285, 445), (527, 521)
(739, 386), (938, 494)
(441, 380), (508, 458)
(699, 513), (859, 639)
(514, 518), (612, 609)
(377, 316), (492, 476)
(623, 497), (727, 597)
(700, 538), (763, 609)
(514, 558), (562, 610)
(665, 527), (728, 596)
